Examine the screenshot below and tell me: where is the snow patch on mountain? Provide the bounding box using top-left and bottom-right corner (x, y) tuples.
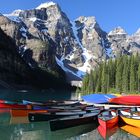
(10, 9), (23, 16)
(71, 21), (84, 49)
(77, 49), (94, 74)
(55, 57), (83, 79)
(101, 38), (113, 58)
(20, 27), (27, 33)
(133, 28), (140, 36)
(4, 10), (23, 23)
(20, 27), (28, 39)
(29, 17), (37, 22)
(18, 45), (27, 56)
(71, 20), (97, 74)
(36, 1), (56, 9)
(4, 15), (21, 23)
(106, 48), (114, 57)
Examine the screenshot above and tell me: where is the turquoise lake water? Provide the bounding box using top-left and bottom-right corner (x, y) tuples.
(0, 90), (139, 140)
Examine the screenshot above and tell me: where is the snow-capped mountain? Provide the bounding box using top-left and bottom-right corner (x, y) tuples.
(0, 1), (140, 87)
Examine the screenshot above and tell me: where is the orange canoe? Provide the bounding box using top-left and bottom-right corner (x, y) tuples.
(120, 124), (140, 138)
(10, 109), (48, 117)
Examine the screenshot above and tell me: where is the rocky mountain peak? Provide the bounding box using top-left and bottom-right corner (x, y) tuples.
(36, 1), (56, 9)
(75, 16), (99, 29)
(10, 9), (23, 16)
(134, 28), (140, 36)
(131, 28), (140, 45)
(108, 26), (127, 36)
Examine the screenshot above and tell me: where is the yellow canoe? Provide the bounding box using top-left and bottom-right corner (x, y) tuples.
(120, 124), (140, 138)
(120, 110), (140, 128)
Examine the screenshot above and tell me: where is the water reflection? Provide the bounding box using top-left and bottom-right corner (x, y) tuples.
(0, 89), (80, 102)
(1, 118), (140, 140)
(0, 122), (98, 140)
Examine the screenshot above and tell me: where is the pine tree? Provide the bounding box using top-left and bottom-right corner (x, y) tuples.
(101, 61), (108, 93)
(130, 55), (136, 92)
(88, 71), (94, 93)
(81, 74), (89, 94)
(122, 56), (129, 92)
(108, 59), (116, 90)
(138, 63), (140, 92)
(115, 57), (123, 92)
(95, 64), (102, 92)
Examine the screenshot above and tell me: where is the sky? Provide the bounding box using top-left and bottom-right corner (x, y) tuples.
(0, 0), (140, 35)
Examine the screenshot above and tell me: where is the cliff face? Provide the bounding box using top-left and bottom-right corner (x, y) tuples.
(1, 1), (140, 87)
(0, 28), (35, 88)
(0, 28), (69, 89)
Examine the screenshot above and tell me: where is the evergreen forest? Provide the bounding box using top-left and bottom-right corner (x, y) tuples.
(80, 54), (140, 95)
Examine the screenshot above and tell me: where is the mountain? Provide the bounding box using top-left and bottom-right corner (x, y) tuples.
(1, 1), (140, 87)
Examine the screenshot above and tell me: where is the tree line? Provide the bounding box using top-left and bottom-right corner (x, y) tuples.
(80, 54), (140, 94)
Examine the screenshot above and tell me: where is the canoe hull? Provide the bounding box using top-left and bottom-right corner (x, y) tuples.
(98, 116), (118, 128)
(50, 113), (98, 131)
(11, 109), (48, 117)
(120, 115), (140, 128)
(109, 96), (140, 105)
(28, 111), (87, 122)
(0, 103), (26, 109)
(120, 124), (140, 138)
(98, 125), (118, 139)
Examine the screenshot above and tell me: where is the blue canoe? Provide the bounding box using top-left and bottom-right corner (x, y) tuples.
(82, 94), (116, 104)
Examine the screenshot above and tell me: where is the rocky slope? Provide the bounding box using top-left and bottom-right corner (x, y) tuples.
(0, 27), (35, 88)
(1, 1), (140, 87)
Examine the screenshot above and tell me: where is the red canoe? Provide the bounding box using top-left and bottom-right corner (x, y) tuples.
(0, 103), (27, 109)
(98, 110), (118, 128)
(109, 96), (140, 105)
(98, 125), (118, 139)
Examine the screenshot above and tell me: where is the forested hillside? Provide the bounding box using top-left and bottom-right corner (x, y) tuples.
(81, 54), (140, 94)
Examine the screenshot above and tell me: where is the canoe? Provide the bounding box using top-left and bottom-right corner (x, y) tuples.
(0, 100), (6, 103)
(49, 104), (95, 111)
(56, 100), (80, 106)
(82, 94), (116, 104)
(31, 103), (92, 110)
(0, 99), (22, 105)
(0, 103), (27, 109)
(119, 110), (140, 128)
(98, 110), (118, 128)
(23, 100), (80, 106)
(23, 100), (44, 105)
(50, 110), (100, 131)
(120, 124), (140, 138)
(10, 109), (48, 117)
(28, 110), (87, 122)
(109, 96), (140, 105)
(98, 124), (118, 139)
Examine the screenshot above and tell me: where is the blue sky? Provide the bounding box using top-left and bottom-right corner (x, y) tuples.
(0, 0), (140, 34)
